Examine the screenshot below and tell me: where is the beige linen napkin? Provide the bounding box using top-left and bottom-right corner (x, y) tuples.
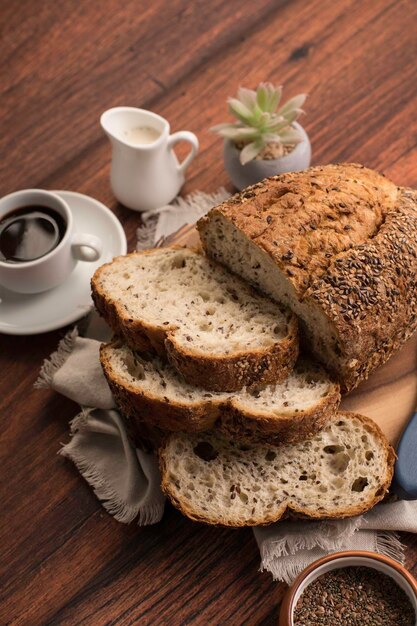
(136, 188), (229, 248)
(35, 329), (165, 525)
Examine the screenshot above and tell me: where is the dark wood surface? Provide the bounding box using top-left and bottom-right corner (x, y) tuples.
(1, 1), (417, 624)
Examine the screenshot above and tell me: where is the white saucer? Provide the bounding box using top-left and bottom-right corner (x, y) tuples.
(0, 191), (127, 335)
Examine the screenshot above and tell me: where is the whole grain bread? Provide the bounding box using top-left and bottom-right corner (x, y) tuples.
(100, 340), (340, 445)
(159, 412), (395, 527)
(92, 247), (298, 392)
(198, 164), (417, 391)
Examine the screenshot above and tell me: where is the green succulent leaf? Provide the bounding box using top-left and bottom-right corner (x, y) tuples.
(255, 84), (269, 111)
(230, 127), (262, 141)
(278, 94), (307, 117)
(279, 127), (303, 144)
(256, 110), (272, 127)
(256, 82), (282, 113)
(237, 87), (257, 110)
(267, 115), (287, 132)
(210, 122), (264, 143)
(262, 133), (284, 143)
(227, 98), (254, 124)
(240, 140), (264, 165)
(210, 122), (236, 133)
(279, 109), (301, 127)
(213, 127), (245, 140)
(251, 104), (265, 124)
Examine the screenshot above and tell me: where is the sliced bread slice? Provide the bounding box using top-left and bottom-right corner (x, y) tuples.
(92, 247), (298, 392)
(100, 341), (340, 445)
(159, 412), (395, 527)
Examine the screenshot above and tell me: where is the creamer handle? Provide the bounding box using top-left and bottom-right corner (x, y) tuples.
(167, 131), (199, 173)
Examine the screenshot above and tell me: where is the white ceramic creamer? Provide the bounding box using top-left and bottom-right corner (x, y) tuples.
(101, 107), (199, 212)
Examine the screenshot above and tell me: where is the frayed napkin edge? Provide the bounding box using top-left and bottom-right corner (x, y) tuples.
(259, 529), (405, 584)
(260, 518), (361, 562)
(60, 409), (164, 526)
(375, 531), (405, 564)
(136, 187), (230, 249)
(34, 327), (79, 389)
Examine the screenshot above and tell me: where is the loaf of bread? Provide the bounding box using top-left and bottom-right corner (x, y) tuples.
(198, 164), (417, 391)
(159, 412), (395, 527)
(100, 341), (340, 445)
(92, 248), (298, 392)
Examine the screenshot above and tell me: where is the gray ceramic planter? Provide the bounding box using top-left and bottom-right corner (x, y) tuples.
(223, 122), (311, 190)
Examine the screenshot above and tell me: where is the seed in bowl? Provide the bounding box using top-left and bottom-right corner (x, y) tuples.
(293, 566), (415, 625)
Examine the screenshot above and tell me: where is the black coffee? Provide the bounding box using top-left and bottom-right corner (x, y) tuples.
(0, 205), (66, 263)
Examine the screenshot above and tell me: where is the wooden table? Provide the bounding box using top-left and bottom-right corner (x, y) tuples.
(1, 1), (417, 623)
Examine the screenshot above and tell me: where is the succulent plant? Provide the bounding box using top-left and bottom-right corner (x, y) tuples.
(211, 83), (306, 165)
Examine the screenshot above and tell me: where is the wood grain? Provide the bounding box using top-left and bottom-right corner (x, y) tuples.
(1, 0), (417, 624)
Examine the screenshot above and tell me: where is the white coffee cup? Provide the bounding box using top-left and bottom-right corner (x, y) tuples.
(0, 189), (103, 294)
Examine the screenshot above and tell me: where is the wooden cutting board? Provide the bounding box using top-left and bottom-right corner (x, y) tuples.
(165, 224), (417, 446)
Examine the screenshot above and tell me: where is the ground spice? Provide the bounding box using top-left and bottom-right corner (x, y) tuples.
(293, 566), (415, 626)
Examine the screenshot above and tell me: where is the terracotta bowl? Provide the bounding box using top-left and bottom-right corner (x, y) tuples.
(279, 550), (417, 626)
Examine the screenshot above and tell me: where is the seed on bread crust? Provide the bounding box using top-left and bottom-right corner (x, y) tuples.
(198, 164), (417, 392)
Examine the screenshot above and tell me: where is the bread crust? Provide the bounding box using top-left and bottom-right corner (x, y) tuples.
(92, 248), (299, 392)
(100, 342), (340, 445)
(304, 188), (417, 390)
(165, 317), (298, 392)
(198, 165), (417, 391)
(159, 412), (395, 527)
(225, 383), (340, 445)
(199, 164), (398, 298)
